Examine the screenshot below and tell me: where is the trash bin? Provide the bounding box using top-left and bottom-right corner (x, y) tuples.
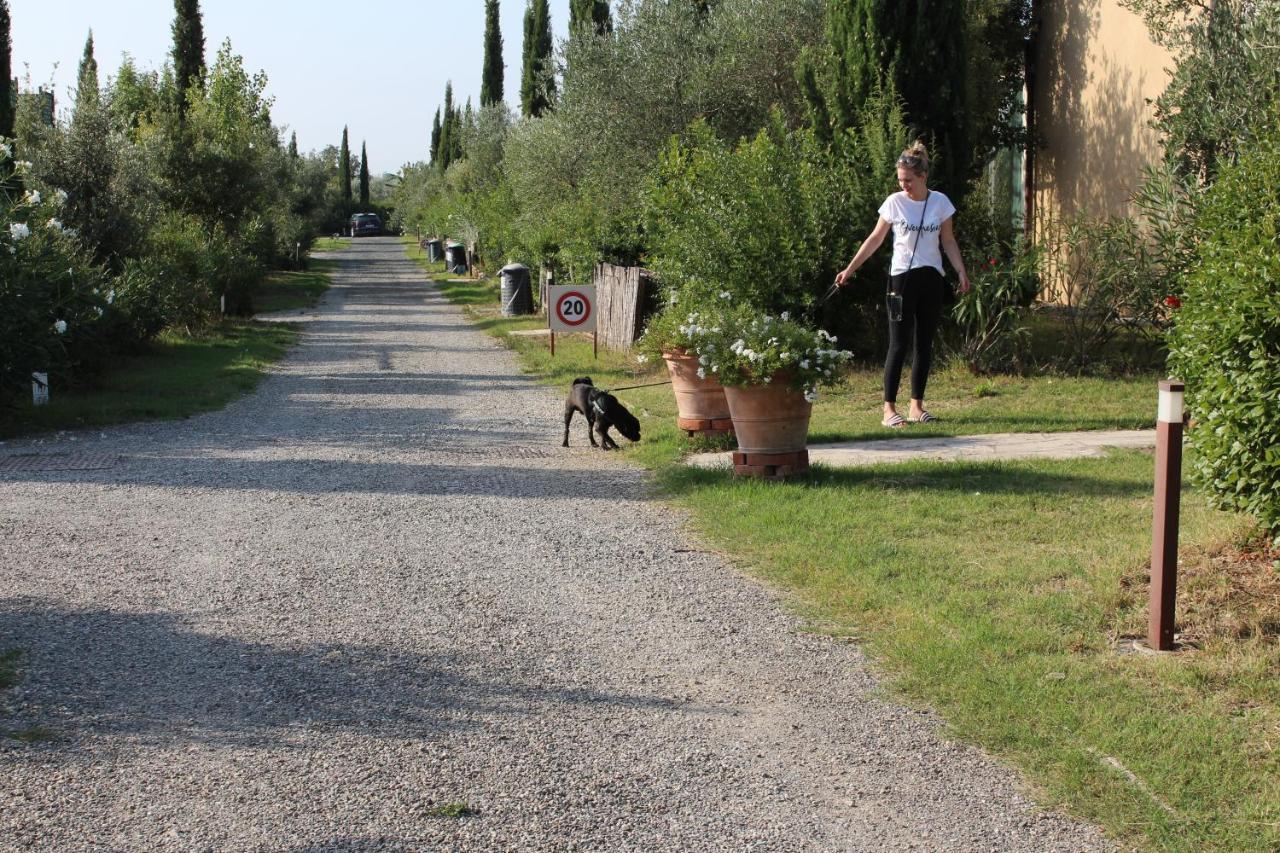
(445, 242), (467, 274)
(424, 238), (443, 263)
(499, 263), (534, 316)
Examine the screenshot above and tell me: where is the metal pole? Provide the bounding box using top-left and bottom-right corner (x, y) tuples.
(593, 331), (598, 360)
(1148, 379), (1185, 651)
(550, 331), (556, 358)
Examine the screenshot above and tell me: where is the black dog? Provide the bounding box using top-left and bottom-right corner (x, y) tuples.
(562, 377), (641, 450)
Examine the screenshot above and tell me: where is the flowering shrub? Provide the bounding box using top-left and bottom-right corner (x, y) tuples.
(693, 304), (853, 399)
(0, 145), (116, 399)
(635, 290), (732, 363)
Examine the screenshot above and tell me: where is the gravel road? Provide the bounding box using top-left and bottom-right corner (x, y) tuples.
(0, 238), (1111, 851)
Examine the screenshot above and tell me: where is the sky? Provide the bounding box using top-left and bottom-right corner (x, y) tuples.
(9, 0), (575, 175)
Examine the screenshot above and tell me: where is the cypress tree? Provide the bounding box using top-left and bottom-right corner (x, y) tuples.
(76, 31), (99, 110)
(881, 1), (971, 199)
(359, 141), (370, 207)
(438, 82), (455, 170)
(480, 0), (504, 107)
(170, 0), (205, 117)
(0, 0), (13, 142)
(339, 126), (352, 217)
(569, 0), (611, 34)
(521, 0), (554, 118)
(811, 0), (973, 203)
(429, 107), (441, 165)
(288, 131), (298, 160)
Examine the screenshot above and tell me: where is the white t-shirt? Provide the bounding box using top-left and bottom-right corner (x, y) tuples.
(878, 190), (956, 275)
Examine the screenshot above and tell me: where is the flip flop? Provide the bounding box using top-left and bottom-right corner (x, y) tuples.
(909, 410), (938, 423)
(881, 412), (907, 428)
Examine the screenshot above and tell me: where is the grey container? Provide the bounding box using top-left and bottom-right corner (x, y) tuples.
(499, 263), (534, 316)
(424, 239), (443, 262)
(445, 242), (468, 274)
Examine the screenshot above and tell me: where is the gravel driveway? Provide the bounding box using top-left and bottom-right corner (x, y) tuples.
(0, 238), (1110, 851)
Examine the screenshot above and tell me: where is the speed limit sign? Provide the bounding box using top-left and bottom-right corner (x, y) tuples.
(547, 285), (597, 333)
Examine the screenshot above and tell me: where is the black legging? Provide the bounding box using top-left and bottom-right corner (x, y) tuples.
(883, 267), (945, 404)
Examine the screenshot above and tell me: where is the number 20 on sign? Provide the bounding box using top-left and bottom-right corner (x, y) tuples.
(546, 284), (598, 359)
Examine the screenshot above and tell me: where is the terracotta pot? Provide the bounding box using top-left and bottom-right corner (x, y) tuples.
(662, 349), (733, 434)
(722, 375), (812, 454)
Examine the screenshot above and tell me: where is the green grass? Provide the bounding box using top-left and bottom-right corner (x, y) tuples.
(311, 236), (348, 252)
(0, 257), (338, 439)
(408, 242), (1279, 850)
(0, 322), (298, 439)
(254, 258), (337, 314)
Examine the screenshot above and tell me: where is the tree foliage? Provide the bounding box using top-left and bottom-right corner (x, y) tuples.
(1168, 107), (1280, 539)
(0, 0), (14, 142)
(170, 0), (205, 118)
(359, 141), (370, 207)
(1122, 0), (1280, 185)
(570, 0), (612, 34)
(76, 31), (99, 110)
(521, 0), (554, 118)
(481, 0), (504, 107)
(339, 125), (351, 216)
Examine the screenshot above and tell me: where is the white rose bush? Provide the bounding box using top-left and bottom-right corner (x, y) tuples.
(0, 142), (115, 400)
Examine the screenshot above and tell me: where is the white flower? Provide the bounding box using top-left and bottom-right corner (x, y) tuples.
(780, 311), (790, 321)
(800, 359), (810, 369)
(635, 353), (648, 364)
(696, 367), (706, 379)
(54, 189), (68, 205)
(718, 290), (732, 299)
(24, 190), (40, 205)
(0, 141), (10, 158)
(15, 160), (31, 170)
(53, 320), (67, 334)
(94, 306), (104, 317)
(780, 352), (790, 362)
(47, 218), (62, 231)
(762, 375), (772, 384)
(804, 389), (819, 403)
(9, 222), (30, 240)
(698, 355), (709, 365)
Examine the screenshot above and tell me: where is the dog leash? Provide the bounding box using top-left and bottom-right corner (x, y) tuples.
(601, 379), (673, 394)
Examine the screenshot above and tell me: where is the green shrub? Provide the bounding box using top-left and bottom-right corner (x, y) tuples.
(1168, 110), (1280, 539)
(0, 155), (116, 400)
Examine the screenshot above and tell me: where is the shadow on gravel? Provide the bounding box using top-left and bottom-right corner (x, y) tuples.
(0, 600), (681, 748)
(0, 457), (638, 499)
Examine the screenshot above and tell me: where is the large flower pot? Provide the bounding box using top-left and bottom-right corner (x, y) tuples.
(663, 349), (733, 437)
(722, 377), (812, 478)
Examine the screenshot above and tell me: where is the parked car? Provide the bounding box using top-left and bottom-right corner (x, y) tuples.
(350, 213), (382, 237)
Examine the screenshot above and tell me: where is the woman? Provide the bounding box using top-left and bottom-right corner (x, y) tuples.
(834, 141), (970, 428)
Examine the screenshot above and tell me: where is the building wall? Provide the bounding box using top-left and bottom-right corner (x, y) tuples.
(1032, 0), (1172, 223)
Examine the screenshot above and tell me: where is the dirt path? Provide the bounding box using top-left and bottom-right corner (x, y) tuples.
(0, 238), (1110, 851)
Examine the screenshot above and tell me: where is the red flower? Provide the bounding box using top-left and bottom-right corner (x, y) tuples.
(986, 257), (998, 268)
(1164, 295), (1182, 309)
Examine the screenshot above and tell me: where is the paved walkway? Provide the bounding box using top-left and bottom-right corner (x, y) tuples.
(690, 429), (1157, 469)
(0, 238), (1109, 851)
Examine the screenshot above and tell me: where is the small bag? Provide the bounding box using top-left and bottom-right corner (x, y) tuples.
(886, 291), (904, 322)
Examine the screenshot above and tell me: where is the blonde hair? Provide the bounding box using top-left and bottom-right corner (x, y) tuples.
(897, 140), (930, 175)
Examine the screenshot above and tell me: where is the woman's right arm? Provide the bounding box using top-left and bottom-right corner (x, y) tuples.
(835, 217), (892, 287)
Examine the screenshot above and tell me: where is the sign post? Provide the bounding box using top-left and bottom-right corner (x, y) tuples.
(547, 285), (598, 359)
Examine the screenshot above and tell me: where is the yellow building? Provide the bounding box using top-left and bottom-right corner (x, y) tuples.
(1029, 0), (1172, 224)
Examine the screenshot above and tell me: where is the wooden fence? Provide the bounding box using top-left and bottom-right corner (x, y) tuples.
(594, 263), (653, 351)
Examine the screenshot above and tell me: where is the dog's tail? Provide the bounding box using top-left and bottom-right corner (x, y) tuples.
(572, 376), (594, 387)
